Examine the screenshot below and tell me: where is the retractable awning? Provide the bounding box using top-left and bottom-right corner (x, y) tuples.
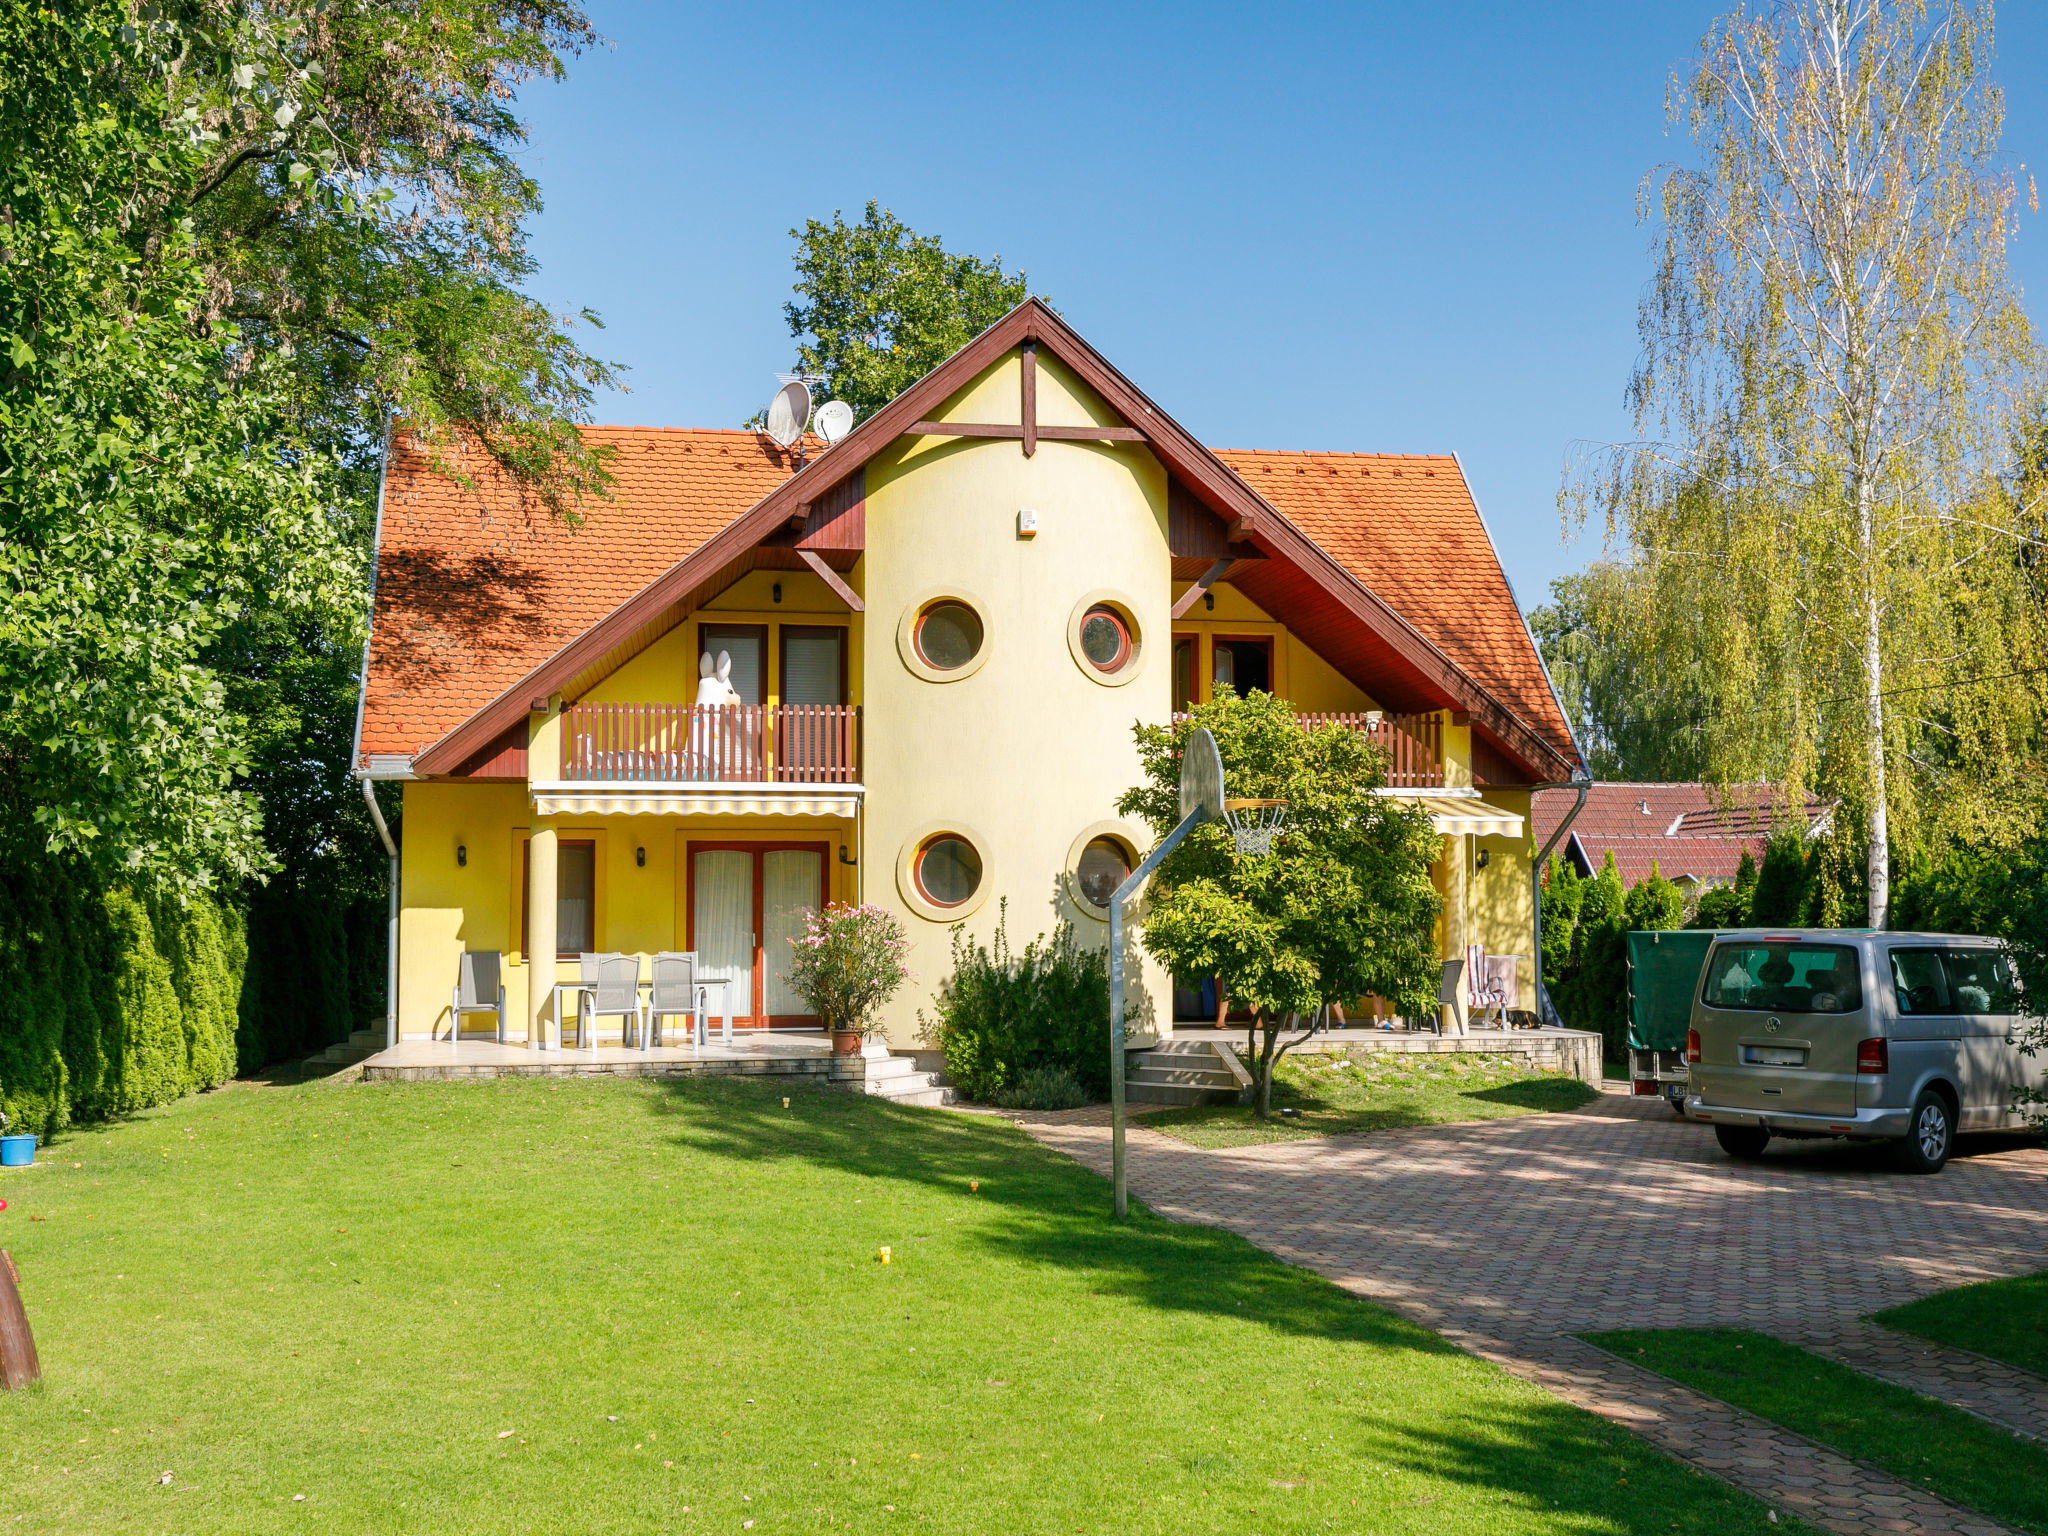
(529, 782), (863, 818)
(1381, 791), (1525, 838)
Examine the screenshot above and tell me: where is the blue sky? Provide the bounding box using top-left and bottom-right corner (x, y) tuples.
(517, 1), (2048, 611)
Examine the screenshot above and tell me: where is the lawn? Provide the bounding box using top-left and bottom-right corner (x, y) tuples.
(0, 1074), (1799, 1535)
(1875, 1271), (2048, 1378)
(1587, 1328), (2048, 1536)
(1144, 1048), (1597, 1148)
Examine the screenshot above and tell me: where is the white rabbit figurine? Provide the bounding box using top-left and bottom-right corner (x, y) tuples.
(695, 650), (741, 706)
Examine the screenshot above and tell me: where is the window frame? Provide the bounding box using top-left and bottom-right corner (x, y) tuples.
(912, 833), (984, 910)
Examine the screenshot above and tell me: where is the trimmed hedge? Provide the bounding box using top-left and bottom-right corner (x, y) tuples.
(0, 856), (383, 1139)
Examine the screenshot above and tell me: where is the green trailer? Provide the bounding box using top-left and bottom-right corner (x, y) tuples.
(1625, 930), (1719, 1111)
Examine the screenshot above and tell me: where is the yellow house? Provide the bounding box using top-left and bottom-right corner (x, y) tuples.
(352, 300), (1584, 1068)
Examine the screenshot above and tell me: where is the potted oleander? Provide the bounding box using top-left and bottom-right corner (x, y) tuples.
(785, 902), (912, 1055)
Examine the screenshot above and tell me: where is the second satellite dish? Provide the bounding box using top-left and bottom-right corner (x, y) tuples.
(813, 400), (854, 445)
(764, 379), (812, 449)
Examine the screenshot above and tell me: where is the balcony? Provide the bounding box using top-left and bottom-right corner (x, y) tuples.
(1173, 708), (1443, 789)
(563, 703), (861, 784)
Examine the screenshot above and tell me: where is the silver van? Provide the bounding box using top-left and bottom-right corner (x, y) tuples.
(1684, 930), (2042, 1173)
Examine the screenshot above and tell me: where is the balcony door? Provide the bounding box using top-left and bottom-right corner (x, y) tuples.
(687, 841), (826, 1028)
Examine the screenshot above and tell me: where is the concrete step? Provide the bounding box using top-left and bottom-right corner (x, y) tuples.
(860, 1054), (959, 1107)
(307, 1039), (382, 1067)
(874, 1084), (956, 1109)
(1124, 1081), (1221, 1107)
(1127, 1042), (1244, 1106)
(1129, 1065), (1236, 1088)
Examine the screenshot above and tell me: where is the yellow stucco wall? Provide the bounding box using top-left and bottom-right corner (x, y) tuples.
(859, 350), (1173, 1044)
(1163, 582), (1379, 714)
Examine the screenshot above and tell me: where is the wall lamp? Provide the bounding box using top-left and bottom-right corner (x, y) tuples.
(1475, 848), (1491, 870)
(772, 582), (783, 604)
(456, 844), (467, 868)
(1204, 591), (1215, 611)
(636, 846), (646, 868)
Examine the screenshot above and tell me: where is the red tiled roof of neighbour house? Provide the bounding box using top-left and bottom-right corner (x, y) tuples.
(1212, 450), (1578, 770)
(1531, 782), (1834, 887)
(357, 427), (803, 761)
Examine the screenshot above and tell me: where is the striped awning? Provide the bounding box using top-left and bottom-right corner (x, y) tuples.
(529, 781), (863, 819)
(1382, 791), (1525, 838)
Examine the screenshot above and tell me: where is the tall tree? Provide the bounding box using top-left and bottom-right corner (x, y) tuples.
(784, 203), (1029, 422)
(0, 1), (614, 895)
(1571, 0), (2045, 928)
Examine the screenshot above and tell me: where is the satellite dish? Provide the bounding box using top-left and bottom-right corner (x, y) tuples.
(814, 399), (855, 445)
(763, 379), (812, 449)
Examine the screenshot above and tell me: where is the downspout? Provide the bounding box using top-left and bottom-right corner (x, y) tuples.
(1532, 773), (1590, 1028)
(363, 778), (400, 1049)
(351, 416), (399, 1047)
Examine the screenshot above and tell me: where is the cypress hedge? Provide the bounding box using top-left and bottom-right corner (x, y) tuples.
(0, 856), (382, 1139)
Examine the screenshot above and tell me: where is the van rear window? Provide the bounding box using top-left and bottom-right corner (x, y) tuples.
(1702, 942), (1863, 1013)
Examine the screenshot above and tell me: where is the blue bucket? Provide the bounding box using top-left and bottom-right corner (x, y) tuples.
(0, 1133), (35, 1167)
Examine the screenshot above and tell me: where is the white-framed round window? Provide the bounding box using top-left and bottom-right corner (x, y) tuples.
(1065, 821), (1143, 919)
(1066, 590), (1145, 686)
(897, 588), (992, 683)
(896, 821), (993, 921)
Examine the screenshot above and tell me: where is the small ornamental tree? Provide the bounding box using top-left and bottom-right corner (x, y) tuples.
(1119, 691), (1442, 1120)
(783, 903), (911, 1038)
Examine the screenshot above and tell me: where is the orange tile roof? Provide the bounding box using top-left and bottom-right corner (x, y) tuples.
(362, 430), (1576, 773)
(358, 428), (801, 760)
(1212, 449), (1574, 762)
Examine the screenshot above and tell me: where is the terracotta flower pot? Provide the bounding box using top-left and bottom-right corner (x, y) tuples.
(830, 1029), (862, 1056)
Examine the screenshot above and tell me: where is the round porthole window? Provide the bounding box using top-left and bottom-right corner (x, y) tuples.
(1075, 836), (1133, 909)
(1079, 605), (1132, 674)
(914, 834), (983, 908)
(914, 601), (984, 671)
(1065, 590), (1145, 687)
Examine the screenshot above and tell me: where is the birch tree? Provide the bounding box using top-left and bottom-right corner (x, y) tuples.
(1574, 0), (2044, 928)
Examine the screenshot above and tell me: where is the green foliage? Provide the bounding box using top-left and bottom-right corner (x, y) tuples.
(783, 902), (911, 1036)
(1689, 846), (1756, 929)
(0, 857), (245, 1138)
(1747, 832), (1811, 926)
(919, 905), (1109, 1104)
(1623, 863), (1685, 933)
(1544, 852), (1682, 1061)
(991, 1064), (1092, 1113)
(784, 203), (1030, 422)
(1539, 855), (1586, 994)
(1121, 691), (1442, 1118)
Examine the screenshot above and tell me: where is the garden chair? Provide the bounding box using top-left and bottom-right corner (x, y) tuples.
(575, 952), (644, 1050)
(1433, 957), (1464, 1035)
(1482, 954), (1521, 1026)
(646, 951), (698, 1050)
(451, 951), (505, 1052)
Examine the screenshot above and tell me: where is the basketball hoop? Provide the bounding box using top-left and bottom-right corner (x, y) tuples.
(1222, 798), (1289, 856)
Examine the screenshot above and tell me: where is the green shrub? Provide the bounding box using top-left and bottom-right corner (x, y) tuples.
(920, 903), (1109, 1104)
(1747, 830), (1810, 925)
(992, 1064), (1091, 1111)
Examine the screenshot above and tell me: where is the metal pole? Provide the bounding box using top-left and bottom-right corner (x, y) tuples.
(1109, 808), (1206, 1219)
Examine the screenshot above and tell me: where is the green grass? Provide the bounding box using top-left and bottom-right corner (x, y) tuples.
(1875, 1272), (2048, 1378)
(1145, 1048), (1598, 1148)
(0, 1076), (1805, 1535)
(1588, 1328), (2048, 1535)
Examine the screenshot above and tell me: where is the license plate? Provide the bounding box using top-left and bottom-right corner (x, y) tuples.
(1743, 1045), (1806, 1066)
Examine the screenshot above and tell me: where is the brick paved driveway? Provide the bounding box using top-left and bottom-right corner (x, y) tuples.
(1014, 1092), (2048, 1536)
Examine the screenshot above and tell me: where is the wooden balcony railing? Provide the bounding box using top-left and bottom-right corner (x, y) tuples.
(563, 703), (861, 784)
(1171, 708), (1444, 789)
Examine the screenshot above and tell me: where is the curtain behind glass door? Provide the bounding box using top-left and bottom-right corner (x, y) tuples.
(762, 850), (822, 1018)
(693, 849), (753, 1018)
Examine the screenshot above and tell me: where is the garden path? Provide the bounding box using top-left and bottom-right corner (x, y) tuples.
(1007, 1088), (2048, 1536)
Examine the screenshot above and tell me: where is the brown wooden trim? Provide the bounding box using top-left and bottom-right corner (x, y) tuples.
(901, 420), (1148, 442)
(797, 548), (864, 612)
(1170, 557), (1235, 619)
(1021, 341), (1037, 458)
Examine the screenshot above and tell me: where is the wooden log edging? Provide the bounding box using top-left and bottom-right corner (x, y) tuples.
(0, 1248), (39, 1390)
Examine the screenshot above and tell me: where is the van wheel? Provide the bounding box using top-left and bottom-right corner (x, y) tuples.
(1714, 1124), (1770, 1160)
(1892, 1091), (1954, 1174)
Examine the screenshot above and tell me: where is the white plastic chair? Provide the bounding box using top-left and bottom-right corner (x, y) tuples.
(575, 952), (644, 1050)
(646, 952), (698, 1050)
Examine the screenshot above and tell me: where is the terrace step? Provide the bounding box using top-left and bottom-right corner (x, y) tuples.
(861, 1054), (958, 1108)
(1126, 1042), (1244, 1106)
(306, 1031), (384, 1067)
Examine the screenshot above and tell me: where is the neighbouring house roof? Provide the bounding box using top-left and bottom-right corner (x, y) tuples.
(1532, 781), (1835, 888)
(358, 299), (1582, 783)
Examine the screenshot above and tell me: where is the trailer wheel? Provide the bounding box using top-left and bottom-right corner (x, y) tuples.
(1714, 1123), (1770, 1160)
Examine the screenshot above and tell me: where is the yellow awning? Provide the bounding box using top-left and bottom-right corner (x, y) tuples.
(529, 782), (863, 818)
(1383, 792), (1525, 838)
